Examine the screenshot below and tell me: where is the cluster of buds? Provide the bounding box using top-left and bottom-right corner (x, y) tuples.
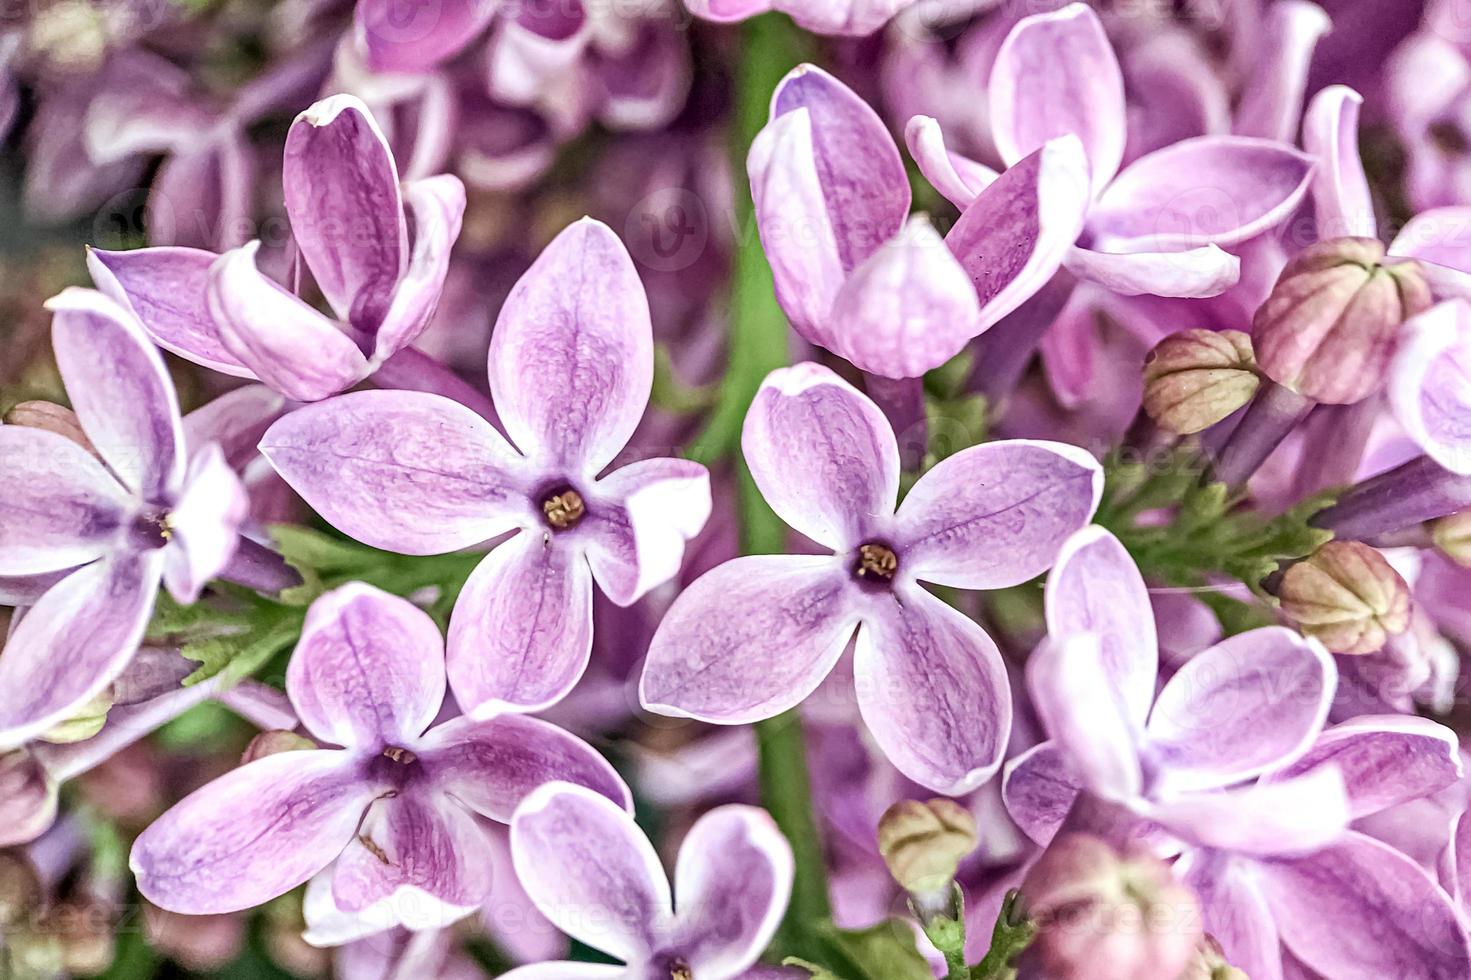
(1278, 541), (1412, 654)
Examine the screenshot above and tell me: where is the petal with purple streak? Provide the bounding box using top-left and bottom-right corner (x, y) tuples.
(183, 385), (288, 471)
(488, 218), (653, 474)
(895, 439), (1103, 590)
(160, 442), (246, 603)
(287, 584), (447, 749)
(130, 749), (371, 914)
(584, 457), (712, 606)
(0, 426), (127, 575)
(355, 0), (498, 73)
(1027, 632), (1142, 799)
(1181, 850), (1284, 980)
(1303, 86), (1376, 239)
(373, 175), (467, 362)
(1232, 1), (1330, 143)
(260, 390), (526, 555)
(1061, 244), (1240, 298)
(486, 1), (590, 105)
(1388, 300), (1471, 475)
(640, 555), (858, 724)
(1001, 741), (1083, 847)
(854, 586), (1011, 794)
(904, 115), (997, 211)
(446, 532), (593, 717)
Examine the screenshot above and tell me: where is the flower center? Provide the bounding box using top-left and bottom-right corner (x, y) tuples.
(541, 488), (586, 530)
(127, 509), (172, 551)
(853, 542), (898, 582)
(381, 745), (416, 766)
(668, 958), (692, 980)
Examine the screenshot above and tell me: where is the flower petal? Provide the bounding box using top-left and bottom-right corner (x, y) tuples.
(373, 175), (467, 362)
(1257, 832), (1471, 980)
(1146, 627), (1335, 793)
(1001, 741), (1083, 847)
(1089, 137), (1315, 250)
(1388, 207), (1471, 276)
(1303, 85), (1376, 239)
(260, 390), (526, 555)
(1026, 632), (1143, 800)
(87, 246), (253, 377)
(1043, 525), (1157, 725)
(673, 805), (793, 976)
(895, 439), (1103, 590)
(330, 793), (493, 920)
(160, 443), (246, 603)
(0, 426), (127, 575)
(903, 115), (997, 211)
(1062, 244), (1240, 298)
(497, 966), (624, 980)
(1388, 300), (1471, 475)
(854, 587), (1011, 794)
(183, 385), (288, 471)
(511, 781), (672, 962)
(283, 95), (407, 330)
(584, 457), (713, 606)
(47, 288), (186, 498)
(1180, 851), (1284, 980)
(827, 214), (984, 379)
(1232, 0), (1331, 143)
(1265, 715), (1462, 821)
(355, 0), (497, 72)
(420, 714), (631, 822)
(946, 136), (1092, 331)
(742, 363), (898, 550)
(446, 533), (593, 717)
(989, 3), (1125, 194)
(131, 749), (371, 914)
(1143, 768), (1349, 857)
(0, 553), (162, 749)
(488, 218), (652, 474)
(640, 555), (857, 724)
(287, 584), (447, 749)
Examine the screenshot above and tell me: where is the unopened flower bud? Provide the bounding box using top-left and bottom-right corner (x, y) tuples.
(1142, 329), (1260, 434)
(1432, 511), (1471, 567)
(1278, 541), (1411, 654)
(877, 798), (978, 896)
(3, 400), (95, 454)
(0, 750), (57, 848)
(38, 692), (111, 744)
(241, 730), (317, 764)
(0, 853), (41, 928)
(47, 897), (115, 975)
(1020, 834), (1201, 980)
(1179, 936), (1247, 980)
(1254, 238), (1432, 404)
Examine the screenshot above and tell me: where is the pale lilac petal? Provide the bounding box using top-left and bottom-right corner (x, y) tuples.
(946, 137), (1092, 330)
(259, 390), (526, 555)
(511, 781), (672, 961)
(486, 2), (590, 106)
(1258, 832), (1471, 980)
(373, 175), (467, 361)
(287, 584), (447, 749)
(488, 218), (652, 474)
(1146, 627), (1335, 793)
(772, 0), (908, 35)
(0, 426), (127, 575)
(419, 714), (631, 821)
(130, 749), (372, 914)
(1143, 768), (1349, 857)
(1303, 85), (1376, 239)
(1233, 0), (1331, 143)
(640, 555), (857, 724)
(1001, 741), (1083, 847)
(741, 364), (898, 550)
(86, 247), (253, 377)
(1388, 300), (1471, 475)
(747, 107), (845, 348)
(446, 533), (593, 717)
(827, 214), (984, 379)
(160, 443), (246, 603)
(895, 439), (1103, 590)
(1388, 207), (1471, 275)
(1089, 137), (1315, 250)
(1265, 716), (1462, 820)
(497, 966), (624, 980)
(330, 794), (493, 917)
(1181, 851), (1284, 980)
(1026, 632), (1142, 799)
(903, 115), (998, 211)
(183, 385), (288, 471)
(356, 0), (497, 72)
(989, 3), (1126, 194)
(769, 65), (909, 272)
(673, 806), (793, 976)
(206, 243), (371, 402)
(854, 587), (1011, 794)
(283, 95), (407, 330)
(1062, 244), (1240, 298)
(682, 0), (769, 23)
(46, 288), (186, 498)
(1043, 525), (1157, 724)
(0, 554), (162, 749)
(584, 458), (712, 606)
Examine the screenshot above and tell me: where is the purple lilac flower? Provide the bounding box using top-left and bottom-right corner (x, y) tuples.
(86, 93), (466, 403)
(639, 363), (1102, 793)
(1389, 299), (1471, 475)
(0, 288), (247, 748)
(259, 217), (711, 717)
(498, 780), (793, 980)
(130, 582), (630, 925)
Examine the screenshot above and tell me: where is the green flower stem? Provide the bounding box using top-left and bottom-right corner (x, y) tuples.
(757, 710), (832, 943)
(969, 890), (1035, 980)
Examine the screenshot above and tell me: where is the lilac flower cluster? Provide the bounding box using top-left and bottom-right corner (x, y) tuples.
(4, 1), (1471, 980)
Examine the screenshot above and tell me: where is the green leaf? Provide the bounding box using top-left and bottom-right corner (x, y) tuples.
(650, 344), (717, 415)
(269, 524), (388, 575)
(180, 608), (305, 686)
(787, 920), (936, 980)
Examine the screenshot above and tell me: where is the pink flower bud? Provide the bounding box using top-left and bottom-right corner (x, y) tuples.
(0, 750), (56, 848)
(1278, 541), (1412, 654)
(1254, 238), (1432, 404)
(240, 730), (317, 765)
(877, 798), (978, 895)
(3, 400), (97, 455)
(1142, 329), (1260, 434)
(1432, 511), (1471, 567)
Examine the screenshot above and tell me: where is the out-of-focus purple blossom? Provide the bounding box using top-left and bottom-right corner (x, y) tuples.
(640, 363), (1102, 793)
(130, 583), (630, 928)
(0, 289), (247, 749)
(498, 780), (792, 980)
(261, 218), (711, 718)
